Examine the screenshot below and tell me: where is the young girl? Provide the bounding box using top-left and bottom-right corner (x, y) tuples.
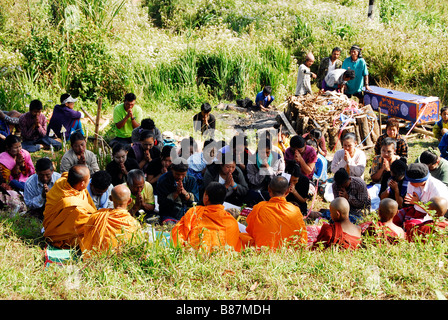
(106, 143), (140, 186)
(0, 135), (35, 191)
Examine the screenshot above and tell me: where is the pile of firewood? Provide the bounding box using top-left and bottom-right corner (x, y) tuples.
(285, 91), (380, 151)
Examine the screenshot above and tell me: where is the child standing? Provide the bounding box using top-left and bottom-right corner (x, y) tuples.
(295, 52), (316, 96)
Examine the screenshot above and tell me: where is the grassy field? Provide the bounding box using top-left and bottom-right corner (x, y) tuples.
(0, 122), (446, 300)
(1, 196), (448, 301)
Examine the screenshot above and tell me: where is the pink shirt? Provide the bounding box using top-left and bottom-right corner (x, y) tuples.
(285, 145), (318, 180)
(0, 149), (35, 182)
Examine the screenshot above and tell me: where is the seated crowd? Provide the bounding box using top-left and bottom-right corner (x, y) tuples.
(1, 89), (448, 260)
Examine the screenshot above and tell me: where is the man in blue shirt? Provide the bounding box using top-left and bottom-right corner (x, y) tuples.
(255, 86), (275, 111)
(341, 45), (372, 100)
(87, 170), (113, 210)
(24, 158), (61, 220)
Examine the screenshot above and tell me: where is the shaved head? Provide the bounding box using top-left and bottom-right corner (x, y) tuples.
(67, 164), (90, 190)
(111, 184), (131, 204)
(428, 196), (448, 217)
(378, 198), (398, 222)
(330, 197), (350, 221)
(268, 176), (289, 197)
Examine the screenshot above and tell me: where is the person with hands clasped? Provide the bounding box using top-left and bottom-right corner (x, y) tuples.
(109, 93), (143, 148)
(193, 102), (216, 139)
(331, 132), (366, 179)
(60, 132), (100, 175)
(203, 151), (249, 206)
(106, 143), (140, 186)
(24, 158), (61, 220)
(393, 163), (448, 232)
(125, 169), (155, 218)
(128, 130), (161, 172)
(284, 135), (317, 181)
(379, 159), (408, 209)
(156, 157), (199, 222)
(0, 135), (35, 191)
(370, 138), (404, 183)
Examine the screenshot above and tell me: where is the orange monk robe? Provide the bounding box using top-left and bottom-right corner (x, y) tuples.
(80, 208), (142, 257)
(363, 221), (404, 245)
(240, 196), (307, 249)
(406, 219), (448, 242)
(171, 204), (242, 252)
(43, 172), (97, 249)
(313, 222), (361, 250)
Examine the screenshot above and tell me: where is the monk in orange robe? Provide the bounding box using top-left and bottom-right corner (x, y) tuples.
(406, 196), (448, 242)
(80, 184), (142, 258)
(43, 165), (96, 249)
(313, 197), (362, 250)
(171, 182), (241, 252)
(239, 176), (307, 249)
(363, 198), (405, 245)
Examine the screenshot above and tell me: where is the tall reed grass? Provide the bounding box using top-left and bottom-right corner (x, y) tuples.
(1, 0), (447, 112)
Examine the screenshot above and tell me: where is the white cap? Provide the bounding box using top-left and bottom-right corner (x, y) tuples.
(162, 131), (174, 140)
(62, 95), (78, 104)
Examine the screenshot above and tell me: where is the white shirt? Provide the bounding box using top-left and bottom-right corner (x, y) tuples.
(295, 64), (312, 95)
(218, 174), (226, 185)
(324, 68), (347, 88)
(327, 59), (337, 73)
(24, 172), (61, 210)
(331, 148), (367, 179)
(407, 175), (448, 214)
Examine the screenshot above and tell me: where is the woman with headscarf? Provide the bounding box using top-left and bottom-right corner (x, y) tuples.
(341, 45), (372, 100)
(245, 138), (285, 206)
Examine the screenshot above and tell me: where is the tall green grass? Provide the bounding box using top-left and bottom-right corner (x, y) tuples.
(1, 0), (448, 113)
(0, 210), (447, 300)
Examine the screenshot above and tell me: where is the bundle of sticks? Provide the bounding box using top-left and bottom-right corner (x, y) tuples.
(285, 92), (380, 151)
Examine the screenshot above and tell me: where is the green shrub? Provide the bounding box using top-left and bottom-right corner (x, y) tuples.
(21, 32), (61, 78)
(66, 28), (128, 101)
(378, 0), (407, 24)
(292, 16), (313, 45)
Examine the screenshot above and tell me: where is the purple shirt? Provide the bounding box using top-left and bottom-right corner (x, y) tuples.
(47, 104), (82, 140)
(285, 145), (318, 179)
(19, 112), (47, 141)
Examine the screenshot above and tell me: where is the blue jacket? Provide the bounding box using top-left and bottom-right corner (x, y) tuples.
(439, 133), (448, 160)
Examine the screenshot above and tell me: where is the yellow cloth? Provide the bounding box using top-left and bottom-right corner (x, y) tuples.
(171, 204), (242, 252)
(278, 137), (290, 154)
(80, 208), (142, 257)
(433, 120), (448, 140)
(43, 172), (96, 249)
(240, 196), (307, 249)
(124, 181), (155, 211)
